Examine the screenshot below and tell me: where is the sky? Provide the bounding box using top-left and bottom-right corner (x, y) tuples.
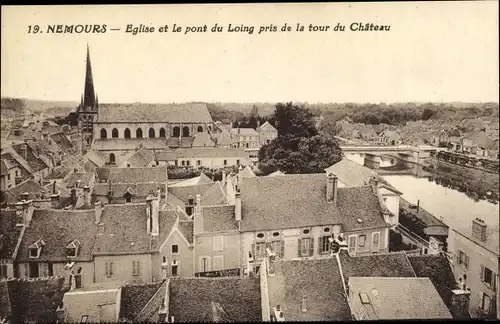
(1, 2), (498, 104)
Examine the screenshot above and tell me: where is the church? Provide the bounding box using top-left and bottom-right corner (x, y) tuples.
(75, 46), (221, 166)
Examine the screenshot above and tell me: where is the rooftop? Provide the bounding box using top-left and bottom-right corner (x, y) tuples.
(96, 103), (213, 123)
(0, 209), (23, 259)
(65, 172), (94, 188)
(93, 138), (168, 151)
(239, 174), (388, 232)
(454, 220), (499, 256)
(1, 179), (50, 205)
(324, 158), (379, 187)
(201, 205), (238, 233)
(11, 143), (49, 173)
(348, 277), (452, 320)
(168, 183), (214, 204)
(168, 277), (262, 322)
(231, 128), (259, 136)
(119, 281), (165, 321)
(95, 166), (168, 184)
(200, 182), (229, 206)
(177, 147), (250, 159)
(123, 147), (155, 168)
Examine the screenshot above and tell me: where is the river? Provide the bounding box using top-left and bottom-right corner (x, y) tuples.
(345, 153), (499, 232)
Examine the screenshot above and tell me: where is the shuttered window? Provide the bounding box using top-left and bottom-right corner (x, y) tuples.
(270, 241), (284, 258)
(372, 232), (380, 247)
(255, 242), (267, 259)
(298, 238), (314, 257)
(318, 236), (331, 254)
(480, 265), (496, 289)
(105, 262), (113, 277)
(458, 250), (469, 269)
(132, 261), (141, 276)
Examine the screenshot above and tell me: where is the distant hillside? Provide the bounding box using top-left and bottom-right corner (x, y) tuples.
(1, 97), (77, 118)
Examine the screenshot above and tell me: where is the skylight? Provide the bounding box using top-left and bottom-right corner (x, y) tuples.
(359, 293), (371, 304)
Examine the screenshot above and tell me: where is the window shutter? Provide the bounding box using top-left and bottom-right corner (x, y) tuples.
(465, 255), (469, 269)
(492, 273), (496, 290)
(105, 262), (108, 276)
(318, 236), (323, 254)
(309, 238), (314, 256)
(110, 262), (114, 275)
(297, 239), (302, 257)
(480, 264), (485, 281)
(266, 242), (271, 255)
(251, 244), (255, 259)
(455, 251), (459, 264)
(479, 292), (485, 310)
(280, 240), (285, 258)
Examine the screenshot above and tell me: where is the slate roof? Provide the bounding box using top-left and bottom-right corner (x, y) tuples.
(192, 132), (216, 147)
(1, 277), (68, 323)
(231, 128), (258, 136)
(49, 133), (74, 152)
(268, 258), (352, 321)
(169, 173), (213, 188)
(83, 150), (106, 168)
(1, 151), (33, 178)
(168, 277), (262, 322)
(165, 193), (185, 210)
(239, 174), (388, 232)
(201, 205), (238, 233)
(45, 165), (71, 180)
(97, 103), (213, 123)
(0, 209), (23, 259)
(95, 167), (168, 184)
(258, 121), (277, 132)
(155, 150), (179, 162)
(120, 282), (164, 321)
(124, 148), (155, 167)
(201, 182), (229, 206)
(167, 137), (194, 148)
(93, 183), (164, 198)
(168, 183), (214, 204)
(93, 138), (168, 151)
(239, 165), (256, 178)
(1, 179), (50, 205)
(407, 254), (459, 309)
(11, 143), (48, 173)
(324, 158), (379, 187)
(178, 221), (194, 244)
(348, 277), (452, 319)
(17, 209), (98, 262)
(177, 148), (249, 159)
(338, 250), (416, 286)
(65, 172), (94, 188)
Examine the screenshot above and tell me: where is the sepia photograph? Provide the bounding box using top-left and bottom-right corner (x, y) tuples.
(0, 1), (499, 322)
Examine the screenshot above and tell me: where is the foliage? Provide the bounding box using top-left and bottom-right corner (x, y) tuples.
(206, 103), (245, 124)
(317, 118), (342, 137)
(435, 151), (499, 173)
(167, 165), (239, 180)
(258, 103), (343, 174)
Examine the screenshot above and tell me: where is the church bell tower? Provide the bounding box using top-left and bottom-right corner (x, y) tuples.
(77, 44), (99, 154)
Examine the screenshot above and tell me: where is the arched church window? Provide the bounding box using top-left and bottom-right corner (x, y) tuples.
(172, 126), (180, 137)
(124, 128), (131, 139)
(112, 128), (119, 138)
(149, 128), (155, 138)
(136, 128), (143, 138)
(182, 126), (190, 137)
(109, 153), (116, 165)
(197, 126), (203, 133)
(100, 128), (107, 139)
(159, 128), (166, 138)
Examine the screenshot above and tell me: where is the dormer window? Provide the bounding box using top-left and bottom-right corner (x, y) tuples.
(302, 229), (310, 235)
(272, 232), (280, 238)
(323, 227), (330, 233)
(28, 238), (45, 259)
(29, 247), (40, 258)
(256, 233), (265, 240)
(66, 239), (80, 258)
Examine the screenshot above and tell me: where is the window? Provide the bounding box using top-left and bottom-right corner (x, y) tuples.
(125, 193), (132, 203)
(302, 229), (310, 235)
(213, 236), (224, 252)
(127, 164), (131, 168)
(271, 240), (284, 258)
(39, 263), (49, 277)
(136, 128), (143, 138)
(159, 128), (166, 138)
(7, 174), (10, 181)
(272, 232), (280, 238)
(112, 128), (119, 138)
(348, 235), (357, 254)
(149, 128), (155, 138)
(188, 198), (194, 205)
(480, 265), (496, 288)
(186, 160), (190, 166)
(172, 126), (180, 137)
(299, 238), (313, 257)
(0, 264), (8, 278)
(132, 261), (141, 276)
(109, 153), (116, 165)
(163, 256), (167, 263)
(458, 250), (469, 269)
(358, 235), (366, 247)
(224, 160), (227, 166)
(372, 232), (380, 247)
(318, 236), (331, 254)
(323, 227), (330, 233)
(181, 160), (185, 166)
(245, 143), (249, 148)
(100, 128), (107, 139)
(105, 262), (113, 277)
(171, 245), (179, 254)
(185, 206), (193, 216)
(124, 128), (131, 139)
(200, 257), (210, 272)
(171, 261), (179, 277)
(197, 126), (203, 132)
(256, 233), (265, 239)
(29, 247), (40, 258)
(213, 256), (224, 271)
(197, 160), (201, 166)
(255, 242), (267, 259)
(481, 292), (491, 312)
(236, 159), (240, 166)
(182, 126), (190, 137)
(67, 248), (77, 258)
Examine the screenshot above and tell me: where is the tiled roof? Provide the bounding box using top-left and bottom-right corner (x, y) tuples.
(120, 282), (164, 321)
(96, 103), (213, 123)
(168, 277), (261, 322)
(155, 150), (179, 161)
(169, 173), (213, 188)
(17, 209), (98, 262)
(239, 165), (256, 178)
(1, 179), (50, 205)
(168, 183), (213, 204)
(165, 193), (185, 210)
(93, 183), (164, 198)
(0, 209), (23, 259)
(258, 121), (277, 132)
(65, 172), (94, 188)
(178, 221), (194, 244)
(0, 280), (11, 318)
(95, 167), (168, 184)
(201, 205), (238, 233)
(11, 143), (48, 173)
(151, 209), (183, 251)
(324, 158), (378, 187)
(407, 254), (458, 309)
(45, 165), (71, 180)
(50, 132), (74, 152)
(338, 250), (416, 286)
(1, 151), (33, 177)
(348, 277), (452, 319)
(269, 258), (352, 321)
(166, 137), (194, 148)
(93, 138), (168, 151)
(192, 132), (216, 147)
(201, 182), (229, 206)
(83, 150), (106, 168)
(2, 277), (68, 323)
(239, 174), (388, 232)
(231, 128), (258, 136)
(177, 148), (249, 159)
(123, 148), (155, 167)
(1, 160), (8, 175)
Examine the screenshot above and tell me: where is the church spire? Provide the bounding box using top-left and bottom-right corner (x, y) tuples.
(83, 44), (96, 109)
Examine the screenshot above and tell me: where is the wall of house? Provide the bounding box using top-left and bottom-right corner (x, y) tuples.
(2, 166), (22, 189)
(381, 194), (400, 225)
(259, 130), (277, 146)
(449, 230), (499, 318)
(194, 232), (241, 273)
(94, 254), (152, 284)
(345, 227), (390, 255)
(0, 259), (14, 278)
(158, 229), (193, 278)
(17, 261), (94, 286)
(177, 156), (251, 169)
(93, 122), (213, 140)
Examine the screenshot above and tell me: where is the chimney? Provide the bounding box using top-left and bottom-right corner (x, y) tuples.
(193, 194), (203, 235)
(151, 195), (160, 236)
(450, 289), (471, 320)
(472, 218), (487, 242)
(94, 201), (103, 224)
(235, 190), (241, 221)
(50, 191), (61, 209)
(75, 179), (81, 189)
(20, 143), (28, 160)
(222, 170), (226, 183)
(326, 173), (338, 203)
(70, 189), (77, 206)
(83, 185), (91, 206)
(417, 199), (420, 213)
(52, 181), (57, 194)
(257, 120), (261, 130)
(301, 294), (307, 313)
(17, 199), (34, 227)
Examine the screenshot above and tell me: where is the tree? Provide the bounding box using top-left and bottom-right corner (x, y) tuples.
(250, 105), (259, 118)
(421, 108), (436, 120)
(274, 102), (318, 137)
(318, 119), (342, 137)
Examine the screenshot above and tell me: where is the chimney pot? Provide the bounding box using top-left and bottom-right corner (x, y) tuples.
(235, 191), (241, 221)
(326, 173), (338, 203)
(472, 218), (487, 242)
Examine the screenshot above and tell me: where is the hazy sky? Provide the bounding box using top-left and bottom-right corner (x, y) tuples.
(1, 2), (498, 104)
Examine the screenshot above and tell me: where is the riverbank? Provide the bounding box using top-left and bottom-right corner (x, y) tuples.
(424, 159), (499, 203)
